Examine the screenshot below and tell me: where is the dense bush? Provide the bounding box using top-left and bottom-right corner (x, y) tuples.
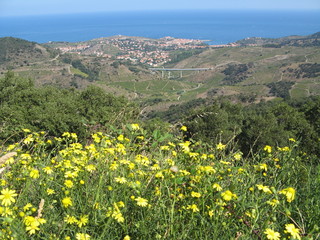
(0, 72), (138, 143)
(152, 97), (320, 157)
(267, 81), (294, 99)
(295, 63), (320, 78)
(221, 64), (251, 85)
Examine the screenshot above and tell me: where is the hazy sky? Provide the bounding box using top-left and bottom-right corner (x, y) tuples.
(1, 0), (320, 16)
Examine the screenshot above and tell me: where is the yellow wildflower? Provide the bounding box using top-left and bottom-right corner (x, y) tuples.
(115, 177), (127, 184)
(117, 201), (125, 208)
(131, 123), (140, 130)
(64, 180), (74, 188)
(160, 145), (170, 151)
(155, 171), (164, 179)
(46, 188), (55, 195)
(70, 133), (78, 140)
(259, 163), (268, 171)
(24, 216), (46, 235)
(220, 160), (231, 165)
(264, 145), (272, 153)
(23, 203), (32, 211)
(284, 224), (301, 240)
(264, 228), (280, 240)
(43, 166), (53, 175)
(266, 199), (280, 207)
(187, 204), (199, 212)
(92, 133), (101, 143)
(23, 135), (34, 144)
(0, 206), (13, 217)
(85, 164), (96, 172)
(136, 135), (144, 140)
(278, 146), (290, 152)
(221, 190), (237, 201)
(113, 211), (124, 223)
(234, 152), (242, 160)
(123, 235), (130, 240)
(135, 197), (148, 207)
(110, 162), (119, 170)
(64, 215), (77, 224)
(76, 233), (91, 240)
(0, 188), (18, 206)
(179, 141), (191, 153)
(212, 183), (222, 191)
(62, 197), (73, 208)
(216, 142), (226, 150)
(191, 191), (201, 198)
(29, 169), (40, 179)
(62, 132), (71, 138)
(117, 134), (124, 141)
(256, 184), (272, 194)
(279, 187), (295, 202)
(180, 126), (187, 131)
(77, 215), (89, 228)
(208, 210), (214, 217)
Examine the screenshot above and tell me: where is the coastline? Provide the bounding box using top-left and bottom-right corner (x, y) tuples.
(0, 10), (319, 44)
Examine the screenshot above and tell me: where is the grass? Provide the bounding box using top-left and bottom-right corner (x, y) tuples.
(110, 79), (198, 99)
(0, 126), (319, 239)
(70, 67), (89, 78)
(290, 78), (320, 99)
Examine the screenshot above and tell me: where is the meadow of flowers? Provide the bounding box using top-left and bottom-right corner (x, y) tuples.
(0, 125), (319, 239)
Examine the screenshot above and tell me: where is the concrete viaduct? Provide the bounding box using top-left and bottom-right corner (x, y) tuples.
(149, 67), (212, 78)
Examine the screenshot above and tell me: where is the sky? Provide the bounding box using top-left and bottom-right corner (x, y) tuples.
(1, 0), (320, 16)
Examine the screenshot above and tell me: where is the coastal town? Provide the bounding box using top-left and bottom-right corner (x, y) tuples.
(49, 36), (210, 66)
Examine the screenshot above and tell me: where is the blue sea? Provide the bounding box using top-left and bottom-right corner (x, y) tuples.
(0, 10), (319, 45)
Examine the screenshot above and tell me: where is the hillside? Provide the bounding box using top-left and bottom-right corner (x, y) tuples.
(235, 31), (320, 47)
(162, 44), (320, 101)
(0, 37), (55, 68)
(0, 33), (319, 112)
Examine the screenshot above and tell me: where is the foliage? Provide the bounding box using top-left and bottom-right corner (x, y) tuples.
(110, 61), (120, 69)
(295, 63), (320, 78)
(0, 126), (319, 239)
(70, 60), (99, 81)
(166, 49), (205, 65)
(221, 63), (251, 85)
(185, 100), (243, 147)
(238, 102), (316, 156)
(147, 98), (206, 123)
(153, 97), (320, 157)
(267, 81), (294, 99)
(0, 72), (138, 143)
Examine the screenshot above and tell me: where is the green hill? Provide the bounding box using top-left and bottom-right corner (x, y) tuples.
(0, 37), (54, 68)
(0, 33), (319, 111)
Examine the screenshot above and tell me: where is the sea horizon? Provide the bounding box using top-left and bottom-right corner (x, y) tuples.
(0, 9), (319, 45)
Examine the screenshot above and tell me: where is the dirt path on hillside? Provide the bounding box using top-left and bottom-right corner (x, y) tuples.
(176, 83), (201, 100)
